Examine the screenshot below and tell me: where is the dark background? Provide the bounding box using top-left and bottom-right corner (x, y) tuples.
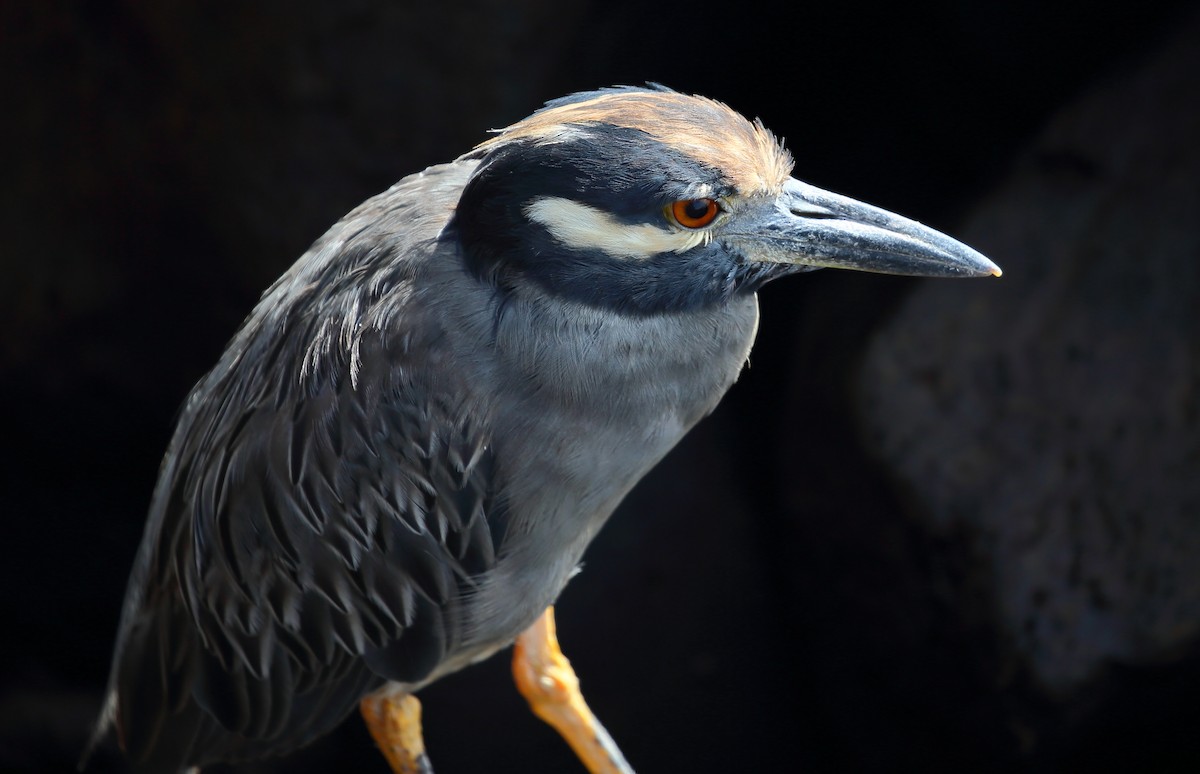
(3, 2), (1198, 772)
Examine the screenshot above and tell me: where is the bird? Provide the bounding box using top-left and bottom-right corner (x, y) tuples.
(85, 85), (1000, 774)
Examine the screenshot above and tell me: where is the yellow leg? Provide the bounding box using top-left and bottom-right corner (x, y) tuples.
(513, 606), (636, 774)
(360, 690), (434, 774)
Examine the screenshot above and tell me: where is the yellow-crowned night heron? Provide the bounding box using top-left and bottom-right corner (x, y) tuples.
(86, 86), (1000, 774)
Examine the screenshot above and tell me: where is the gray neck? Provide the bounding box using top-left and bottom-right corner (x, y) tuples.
(439, 277), (760, 643)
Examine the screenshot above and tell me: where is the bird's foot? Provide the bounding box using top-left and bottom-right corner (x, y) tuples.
(513, 606), (636, 774)
(360, 689), (434, 774)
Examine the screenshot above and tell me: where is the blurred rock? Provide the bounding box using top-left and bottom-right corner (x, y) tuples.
(858, 12), (1200, 695)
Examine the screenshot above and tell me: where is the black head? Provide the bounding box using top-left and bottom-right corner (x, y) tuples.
(451, 86), (999, 316)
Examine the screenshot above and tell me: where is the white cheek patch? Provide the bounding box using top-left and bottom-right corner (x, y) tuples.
(524, 196), (709, 260)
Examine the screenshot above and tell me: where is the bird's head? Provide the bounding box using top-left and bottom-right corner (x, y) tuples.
(452, 86), (1000, 314)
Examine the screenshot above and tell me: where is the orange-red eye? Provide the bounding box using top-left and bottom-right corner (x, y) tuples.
(670, 198), (720, 229)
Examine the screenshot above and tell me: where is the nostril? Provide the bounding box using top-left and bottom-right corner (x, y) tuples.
(791, 206), (837, 219)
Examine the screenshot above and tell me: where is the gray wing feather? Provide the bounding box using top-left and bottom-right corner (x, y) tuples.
(100, 163), (500, 770)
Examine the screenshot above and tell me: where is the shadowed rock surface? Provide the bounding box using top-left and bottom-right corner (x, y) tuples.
(859, 13), (1200, 692)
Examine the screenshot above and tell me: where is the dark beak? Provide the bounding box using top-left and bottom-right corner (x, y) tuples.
(726, 177), (1001, 278)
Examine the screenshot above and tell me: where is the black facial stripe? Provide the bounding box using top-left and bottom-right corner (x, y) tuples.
(518, 236), (743, 314)
(484, 127), (726, 215)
